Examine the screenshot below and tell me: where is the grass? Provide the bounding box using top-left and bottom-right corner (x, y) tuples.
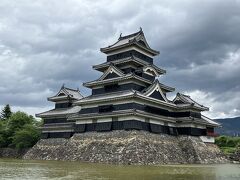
(220, 147), (237, 155)
(215, 136), (240, 155)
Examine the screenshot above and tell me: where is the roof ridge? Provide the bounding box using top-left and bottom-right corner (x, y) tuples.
(177, 93), (207, 109)
(178, 93), (190, 97)
(118, 29), (142, 40)
(80, 89), (135, 99)
(64, 87), (79, 92)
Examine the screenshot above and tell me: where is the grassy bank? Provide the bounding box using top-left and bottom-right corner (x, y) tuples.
(215, 136), (240, 155)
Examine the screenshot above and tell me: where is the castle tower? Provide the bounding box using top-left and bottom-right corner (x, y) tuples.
(38, 29), (219, 143)
(69, 29), (219, 141)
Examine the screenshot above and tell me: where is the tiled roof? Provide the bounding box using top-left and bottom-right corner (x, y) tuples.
(64, 87), (83, 99)
(36, 106), (81, 118)
(83, 73), (152, 88)
(93, 56), (166, 74)
(173, 93), (209, 111)
(201, 115), (220, 126)
(100, 29), (159, 55)
(74, 90), (135, 104)
(48, 86), (83, 102)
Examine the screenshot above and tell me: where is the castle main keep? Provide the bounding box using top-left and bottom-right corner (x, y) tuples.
(37, 29), (219, 143)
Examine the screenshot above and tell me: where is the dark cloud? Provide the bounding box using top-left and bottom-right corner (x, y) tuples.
(0, 0), (240, 118)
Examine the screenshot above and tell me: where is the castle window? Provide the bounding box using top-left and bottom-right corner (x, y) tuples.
(99, 105), (113, 113)
(55, 103), (72, 109)
(104, 84), (119, 92)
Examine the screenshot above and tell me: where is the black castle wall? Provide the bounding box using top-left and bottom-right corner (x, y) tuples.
(120, 67), (155, 82)
(92, 83), (145, 95)
(41, 120), (207, 139)
(55, 102), (72, 109)
(107, 50), (153, 64)
(78, 102), (201, 119)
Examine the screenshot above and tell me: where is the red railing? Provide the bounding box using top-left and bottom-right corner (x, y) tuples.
(207, 132), (218, 137)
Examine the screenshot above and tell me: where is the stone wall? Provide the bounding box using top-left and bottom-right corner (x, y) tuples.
(0, 148), (29, 158)
(229, 148), (240, 163)
(23, 130), (228, 165)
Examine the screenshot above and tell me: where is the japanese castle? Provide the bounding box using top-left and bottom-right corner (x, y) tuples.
(37, 29), (219, 143)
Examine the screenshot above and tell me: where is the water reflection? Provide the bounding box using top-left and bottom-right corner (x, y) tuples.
(0, 159), (239, 180)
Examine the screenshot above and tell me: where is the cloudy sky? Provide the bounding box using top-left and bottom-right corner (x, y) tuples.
(0, 0), (240, 119)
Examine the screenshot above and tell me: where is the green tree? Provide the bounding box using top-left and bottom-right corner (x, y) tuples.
(215, 136), (228, 147)
(1, 104), (12, 120)
(12, 124), (40, 149)
(0, 121), (7, 147)
(0, 110), (41, 149)
(7, 111), (34, 135)
(227, 139), (236, 147)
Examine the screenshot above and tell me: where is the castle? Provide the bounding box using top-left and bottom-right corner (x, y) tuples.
(37, 29), (219, 143)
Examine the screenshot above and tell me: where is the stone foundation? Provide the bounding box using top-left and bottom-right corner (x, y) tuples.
(229, 149), (240, 163)
(0, 148), (29, 159)
(23, 130), (228, 165)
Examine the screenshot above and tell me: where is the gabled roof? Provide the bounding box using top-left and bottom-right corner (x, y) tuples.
(143, 79), (175, 93)
(100, 28), (159, 56)
(93, 56), (166, 74)
(48, 85), (84, 102)
(173, 93), (209, 111)
(143, 65), (161, 77)
(142, 80), (171, 102)
(98, 65), (125, 81)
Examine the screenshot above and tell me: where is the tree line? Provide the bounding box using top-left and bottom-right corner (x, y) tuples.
(0, 104), (41, 149)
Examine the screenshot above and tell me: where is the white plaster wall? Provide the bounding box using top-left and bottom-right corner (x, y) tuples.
(76, 119), (93, 124)
(97, 117), (112, 123)
(200, 136), (215, 143)
(149, 119), (164, 125)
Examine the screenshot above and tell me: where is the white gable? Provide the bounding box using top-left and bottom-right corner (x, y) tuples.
(98, 65), (125, 80)
(143, 81), (168, 102)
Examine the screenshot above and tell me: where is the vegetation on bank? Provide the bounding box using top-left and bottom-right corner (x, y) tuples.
(215, 136), (240, 154)
(0, 104), (41, 149)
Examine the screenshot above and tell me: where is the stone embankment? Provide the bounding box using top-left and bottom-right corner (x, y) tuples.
(229, 148), (240, 163)
(24, 130), (228, 165)
(0, 148), (29, 158)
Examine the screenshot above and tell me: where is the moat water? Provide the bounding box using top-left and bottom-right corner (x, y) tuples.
(0, 158), (239, 180)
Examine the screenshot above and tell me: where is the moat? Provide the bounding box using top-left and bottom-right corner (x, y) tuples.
(0, 158), (239, 180)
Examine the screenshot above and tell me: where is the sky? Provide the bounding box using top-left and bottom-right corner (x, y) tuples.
(0, 0), (240, 119)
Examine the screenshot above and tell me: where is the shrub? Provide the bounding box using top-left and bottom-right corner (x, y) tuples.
(215, 136), (228, 147)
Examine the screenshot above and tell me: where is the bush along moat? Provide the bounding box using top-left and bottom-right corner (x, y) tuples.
(215, 136), (240, 162)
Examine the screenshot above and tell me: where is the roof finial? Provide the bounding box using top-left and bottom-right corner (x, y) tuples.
(139, 27), (142, 32)
(61, 83), (65, 89)
(77, 87), (79, 91)
(119, 32), (122, 39)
